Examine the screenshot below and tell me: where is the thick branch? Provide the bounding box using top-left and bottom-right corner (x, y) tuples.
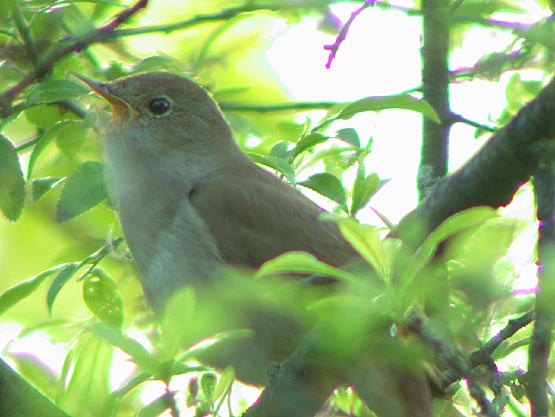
(0, 357), (70, 417)
(394, 74), (555, 247)
(248, 73), (555, 417)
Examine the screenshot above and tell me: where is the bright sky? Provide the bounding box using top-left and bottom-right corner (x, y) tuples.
(1, 1), (551, 416)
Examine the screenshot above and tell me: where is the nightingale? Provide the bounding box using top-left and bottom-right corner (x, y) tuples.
(76, 71), (433, 417)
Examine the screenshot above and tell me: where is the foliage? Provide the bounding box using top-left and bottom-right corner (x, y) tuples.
(0, 1), (552, 417)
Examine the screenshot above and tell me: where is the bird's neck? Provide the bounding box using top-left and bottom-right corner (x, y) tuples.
(102, 135), (246, 308)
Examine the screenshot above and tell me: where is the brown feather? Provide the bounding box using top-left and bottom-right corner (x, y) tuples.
(190, 163), (359, 268)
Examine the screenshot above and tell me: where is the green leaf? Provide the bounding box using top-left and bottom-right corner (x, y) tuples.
(0, 266), (63, 317)
(336, 217), (388, 281)
(291, 132), (329, 159)
(25, 104), (64, 129)
(200, 372), (218, 399)
(269, 141), (291, 159)
(299, 172), (347, 207)
(47, 262), (80, 313)
(335, 128), (360, 147)
(58, 334), (114, 417)
(83, 271), (124, 327)
(56, 161), (107, 222)
(213, 366), (235, 414)
(138, 393), (174, 417)
(0, 134), (25, 221)
(32, 177), (62, 201)
(10, 353), (58, 398)
(161, 286), (196, 358)
(26, 80), (88, 105)
(225, 113), (263, 140)
(335, 94), (440, 123)
(89, 323), (159, 374)
(413, 206), (498, 274)
(27, 121), (75, 179)
(132, 54), (184, 73)
(256, 251), (355, 283)
(55, 120), (88, 158)
(248, 153), (296, 184)
(113, 371), (152, 399)
(175, 329), (254, 363)
(351, 172), (380, 216)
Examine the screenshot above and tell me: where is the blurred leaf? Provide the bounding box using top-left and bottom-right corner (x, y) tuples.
(89, 323), (159, 374)
(351, 172), (380, 216)
(248, 153), (296, 184)
(413, 206), (498, 274)
(0, 266), (63, 317)
(200, 372), (218, 400)
(291, 132), (329, 159)
(335, 128), (360, 147)
(225, 113), (263, 140)
(32, 177), (63, 201)
(138, 392), (174, 417)
(27, 121), (75, 178)
(175, 329), (254, 363)
(269, 141), (291, 159)
(336, 217), (388, 281)
(433, 398), (466, 417)
(9, 353), (58, 398)
(0, 134), (26, 221)
(113, 371), (152, 399)
(213, 366), (235, 413)
(47, 262), (80, 313)
(83, 271), (123, 327)
(56, 161), (107, 222)
(25, 104), (64, 129)
(277, 120), (305, 142)
(26, 80), (88, 105)
(161, 286), (196, 358)
(55, 120), (88, 158)
(18, 318), (75, 339)
(58, 334), (114, 417)
(453, 0), (525, 17)
(132, 54), (184, 73)
(330, 94), (440, 123)
(299, 172), (347, 207)
(256, 251), (355, 282)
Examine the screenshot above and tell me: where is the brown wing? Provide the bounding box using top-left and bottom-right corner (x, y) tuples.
(189, 165), (358, 268)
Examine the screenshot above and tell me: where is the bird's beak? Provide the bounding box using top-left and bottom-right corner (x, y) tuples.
(72, 73), (139, 123)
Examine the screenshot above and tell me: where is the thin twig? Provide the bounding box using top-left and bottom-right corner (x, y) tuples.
(324, 0), (376, 69)
(0, 0), (151, 117)
(470, 311), (534, 368)
(220, 101), (339, 113)
(528, 167), (555, 417)
(408, 309), (500, 417)
(449, 112), (497, 133)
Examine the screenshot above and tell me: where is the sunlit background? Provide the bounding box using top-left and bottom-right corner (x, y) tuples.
(1, 1), (551, 415)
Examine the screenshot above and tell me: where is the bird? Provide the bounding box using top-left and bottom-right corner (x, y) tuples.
(76, 71), (433, 417)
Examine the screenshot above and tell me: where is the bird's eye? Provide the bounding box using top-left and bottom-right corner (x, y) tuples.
(148, 97), (171, 115)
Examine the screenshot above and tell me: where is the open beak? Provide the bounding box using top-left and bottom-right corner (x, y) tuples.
(72, 73), (139, 123)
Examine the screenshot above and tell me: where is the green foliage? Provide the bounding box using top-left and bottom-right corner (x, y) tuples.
(0, 134), (25, 220)
(0, 0), (551, 416)
(56, 161), (107, 222)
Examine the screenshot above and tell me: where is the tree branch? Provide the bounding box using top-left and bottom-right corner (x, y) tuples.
(0, 0), (150, 118)
(419, 0), (451, 199)
(528, 166), (555, 417)
(0, 357), (70, 417)
(247, 72), (555, 416)
(323, 1), (376, 69)
(394, 74), (555, 248)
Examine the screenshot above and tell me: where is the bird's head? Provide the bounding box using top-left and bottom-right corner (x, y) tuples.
(75, 71), (234, 157)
